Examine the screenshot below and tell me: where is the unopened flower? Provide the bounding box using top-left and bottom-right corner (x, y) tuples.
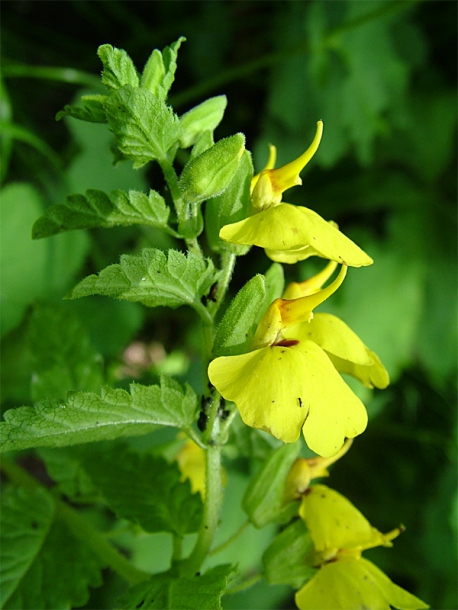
(219, 122), (372, 266)
(295, 484), (428, 610)
(209, 265), (369, 457)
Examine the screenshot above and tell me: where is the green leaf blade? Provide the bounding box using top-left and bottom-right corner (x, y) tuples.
(56, 95), (108, 123)
(179, 96), (227, 148)
(0, 377), (198, 452)
(105, 85), (180, 167)
(97, 44), (139, 90)
(33, 189), (171, 238)
(67, 248), (217, 314)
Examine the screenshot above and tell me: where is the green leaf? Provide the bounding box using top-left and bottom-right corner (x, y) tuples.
(82, 445), (203, 535)
(66, 248), (217, 316)
(242, 442), (300, 528)
(141, 37), (186, 100)
(179, 96), (227, 148)
(262, 518), (315, 588)
(205, 149), (253, 254)
(0, 486), (102, 609)
(0, 183), (89, 337)
(120, 565), (234, 610)
(178, 134), (245, 205)
(213, 275), (266, 357)
(105, 85), (181, 167)
(56, 94), (108, 123)
(33, 188), (172, 238)
(28, 302), (104, 402)
(38, 446), (99, 502)
(97, 44), (139, 90)
(0, 376), (198, 452)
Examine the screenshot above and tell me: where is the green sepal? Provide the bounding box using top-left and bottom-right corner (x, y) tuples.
(255, 263), (285, 323)
(178, 133), (245, 205)
(141, 37), (186, 100)
(179, 96), (227, 148)
(262, 518), (316, 588)
(242, 442), (300, 528)
(82, 445), (203, 536)
(97, 44), (140, 90)
(213, 275), (266, 357)
(205, 149), (253, 254)
(104, 85), (181, 168)
(32, 188), (174, 238)
(0, 375), (198, 452)
(56, 94), (108, 123)
(119, 564), (235, 610)
(65, 248), (217, 317)
(0, 486), (103, 609)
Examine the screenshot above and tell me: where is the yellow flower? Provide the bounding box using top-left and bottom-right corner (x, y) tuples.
(295, 556), (429, 610)
(208, 265), (369, 457)
(295, 484), (428, 610)
(219, 122), (373, 266)
(175, 437), (206, 498)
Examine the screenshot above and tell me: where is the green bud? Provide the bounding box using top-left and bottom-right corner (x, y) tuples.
(179, 96), (227, 148)
(178, 133), (245, 205)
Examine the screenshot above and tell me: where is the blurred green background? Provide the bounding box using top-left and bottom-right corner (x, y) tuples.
(1, 1), (456, 609)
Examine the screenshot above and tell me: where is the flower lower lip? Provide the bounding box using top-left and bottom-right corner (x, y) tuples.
(273, 339), (299, 348)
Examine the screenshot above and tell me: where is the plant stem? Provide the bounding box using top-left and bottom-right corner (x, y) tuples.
(179, 442), (223, 576)
(1, 458), (149, 586)
(208, 251), (237, 318)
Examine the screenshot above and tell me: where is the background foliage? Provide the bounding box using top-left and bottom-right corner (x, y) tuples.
(1, 1), (456, 608)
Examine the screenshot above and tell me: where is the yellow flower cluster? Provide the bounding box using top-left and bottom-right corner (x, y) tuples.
(209, 123), (389, 457)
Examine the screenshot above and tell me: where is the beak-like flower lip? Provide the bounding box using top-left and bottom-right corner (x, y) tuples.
(251, 121), (323, 210)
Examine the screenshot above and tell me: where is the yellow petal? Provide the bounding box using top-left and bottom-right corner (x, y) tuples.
(219, 203), (373, 267)
(299, 484), (393, 554)
(295, 557), (429, 610)
(282, 261), (338, 299)
(250, 144), (277, 193)
(208, 346), (309, 443)
(328, 348), (390, 390)
(294, 342), (367, 457)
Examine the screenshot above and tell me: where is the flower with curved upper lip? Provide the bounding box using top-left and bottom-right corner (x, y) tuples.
(219, 121), (373, 266)
(294, 484), (429, 610)
(209, 262), (388, 456)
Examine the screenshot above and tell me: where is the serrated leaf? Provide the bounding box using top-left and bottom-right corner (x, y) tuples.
(66, 248), (217, 315)
(98, 44), (139, 90)
(213, 275), (266, 357)
(0, 486), (102, 609)
(0, 376), (198, 452)
(179, 96), (227, 148)
(28, 302), (104, 401)
(179, 134), (245, 205)
(82, 445), (203, 535)
(141, 37), (185, 100)
(105, 85), (180, 167)
(33, 188), (172, 238)
(262, 518), (315, 588)
(56, 95), (108, 123)
(120, 565), (234, 610)
(242, 442), (300, 528)
(205, 149), (253, 254)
